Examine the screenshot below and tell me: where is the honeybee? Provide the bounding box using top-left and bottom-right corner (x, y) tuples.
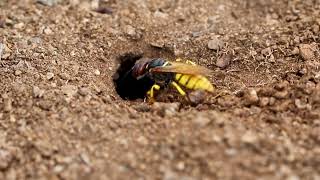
(131, 58), (214, 102)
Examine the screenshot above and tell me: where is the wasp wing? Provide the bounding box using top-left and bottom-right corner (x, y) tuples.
(150, 62), (212, 75)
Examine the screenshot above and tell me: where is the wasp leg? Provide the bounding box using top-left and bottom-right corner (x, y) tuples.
(171, 81), (186, 96)
(147, 84), (161, 99)
(175, 58), (196, 66)
(185, 60), (196, 66)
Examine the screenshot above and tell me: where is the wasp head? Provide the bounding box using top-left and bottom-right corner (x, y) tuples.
(131, 58), (151, 79)
(132, 58), (167, 79)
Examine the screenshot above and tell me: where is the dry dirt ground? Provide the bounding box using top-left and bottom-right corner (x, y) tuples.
(0, 0), (320, 179)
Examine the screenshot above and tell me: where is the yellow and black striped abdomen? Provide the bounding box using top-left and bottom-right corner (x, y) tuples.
(175, 74), (214, 92)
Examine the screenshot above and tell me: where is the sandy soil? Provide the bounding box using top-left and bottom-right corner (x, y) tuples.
(0, 0), (319, 179)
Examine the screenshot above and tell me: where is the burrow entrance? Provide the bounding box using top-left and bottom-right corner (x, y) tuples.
(112, 53), (154, 100)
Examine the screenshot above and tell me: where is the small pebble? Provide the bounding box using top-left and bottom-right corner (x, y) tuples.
(102, 95), (112, 103)
(273, 90), (288, 99)
(244, 89), (259, 106)
(2, 52), (10, 59)
(269, 54), (275, 62)
(208, 36), (224, 50)
(312, 24), (319, 34)
(44, 27), (53, 35)
(225, 148), (238, 156)
(69, 0), (79, 6)
(136, 136), (148, 146)
(286, 175), (300, 180)
(259, 97), (269, 107)
(211, 111), (228, 125)
(78, 1), (91, 11)
(261, 47), (272, 56)
(274, 81), (288, 91)
(13, 22), (24, 29)
(5, 18), (13, 26)
(80, 153), (91, 165)
(241, 131), (258, 144)
(173, 48), (183, 56)
(176, 161), (185, 170)
(14, 70), (22, 76)
(59, 73), (70, 80)
(134, 104), (151, 112)
(192, 113), (211, 127)
(269, 97), (276, 106)
(1, 44), (10, 58)
(3, 99), (12, 112)
(10, 115), (16, 122)
(150, 41), (165, 48)
(94, 69), (101, 75)
(90, 0), (99, 10)
(78, 87), (90, 96)
(11, 82), (26, 95)
(216, 53), (232, 69)
(37, 0), (59, 6)
(33, 86), (45, 98)
(28, 37), (42, 45)
(94, 86), (102, 94)
(188, 90), (206, 105)
(293, 36), (300, 44)
(294, 99), (311, 110)
(53, 165), (64, 173)
(61, 85), (77, 97)
(46, 72), (54, 80)
(299, 44), (315, 61)
(152, 102), (180, 117)
(38, 100), (53, 110)
(154, 10), (168, 19)
(291, 47), (300, 55)
(0, 149), (13, 170)
(124, 25), (141, 40)
(192, 31), (202, 38)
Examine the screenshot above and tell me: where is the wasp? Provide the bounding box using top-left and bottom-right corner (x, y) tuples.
(130, 58), (214, 102)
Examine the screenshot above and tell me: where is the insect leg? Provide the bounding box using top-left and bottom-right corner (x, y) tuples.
(147, 84), (161, 98)
(175, 58), (196, 66)
(171, 81), (186, 96)
(185, 60), (196, 66)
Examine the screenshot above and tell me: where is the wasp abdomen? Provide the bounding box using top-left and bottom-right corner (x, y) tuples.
(175, 74), (214, 92)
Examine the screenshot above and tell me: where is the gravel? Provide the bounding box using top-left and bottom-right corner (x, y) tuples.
(208, 36), (224, 50)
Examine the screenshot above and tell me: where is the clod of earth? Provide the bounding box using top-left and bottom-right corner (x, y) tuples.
(208, 36), (224, 50)
(151, 102), (180, 117)
(216, 53), (232, 69)
(299, 44), (315, 61)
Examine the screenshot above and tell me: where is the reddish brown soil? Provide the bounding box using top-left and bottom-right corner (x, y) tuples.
(0, 0), (319, 179)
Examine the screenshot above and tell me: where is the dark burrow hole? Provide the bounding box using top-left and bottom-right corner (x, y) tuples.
(113, 53), (154, 100)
